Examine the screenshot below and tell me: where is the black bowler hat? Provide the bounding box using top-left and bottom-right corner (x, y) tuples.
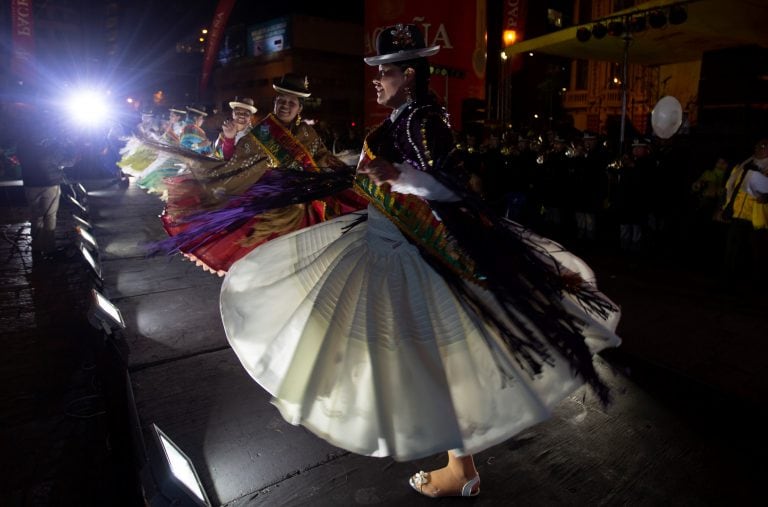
(272, 74), (311, 98)
(364, 23), (440, 66)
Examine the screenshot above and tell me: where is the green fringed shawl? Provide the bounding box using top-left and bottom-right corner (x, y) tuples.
(354, 143), (480, 284)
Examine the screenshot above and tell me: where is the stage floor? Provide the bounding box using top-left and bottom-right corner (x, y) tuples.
(87, 179), (763, 506)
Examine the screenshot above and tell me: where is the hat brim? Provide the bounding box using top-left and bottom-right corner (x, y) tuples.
(228, 101), (257, 113)
(272, 85), (311, 98)
(364, 45), (440, 66)
(187, 108), (208, 117)
(169, 108), (186, 114)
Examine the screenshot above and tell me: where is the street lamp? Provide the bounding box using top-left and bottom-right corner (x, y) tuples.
(503, 30), (518, 46)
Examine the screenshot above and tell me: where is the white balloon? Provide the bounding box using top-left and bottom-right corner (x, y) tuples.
(651, 96), (683, 139)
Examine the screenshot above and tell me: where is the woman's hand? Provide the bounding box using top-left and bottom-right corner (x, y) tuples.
(222, 119), (237, 139)
(358, 158), (401, 186)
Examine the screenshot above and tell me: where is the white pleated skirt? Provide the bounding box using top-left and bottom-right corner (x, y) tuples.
(220, 205), (621, 461)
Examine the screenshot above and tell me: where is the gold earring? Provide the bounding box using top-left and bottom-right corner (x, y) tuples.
(295, 114), (301, 126)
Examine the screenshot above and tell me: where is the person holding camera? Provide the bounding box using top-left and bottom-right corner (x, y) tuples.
(16, 104), (79, 260)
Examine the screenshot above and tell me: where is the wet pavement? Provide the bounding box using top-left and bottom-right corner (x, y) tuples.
(1, 179), (765, 506)
(0, 183), (140, 506)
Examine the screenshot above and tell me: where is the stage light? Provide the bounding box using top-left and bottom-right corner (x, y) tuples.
(147, 424), (211, 506)
(608, 20), (626, 37)
(629, 16), (647, 32)
(591, 23), (608, 39)
(67, 194), (88, 213)
(669, 5), (687, 25)
(649, 10), (667, 28)
(76, 225), (98, 250)
(576, 27), (591, 42)
(80, 243), (102, 280)
(65, 88), (111, 128)
(88, 288), (125, 333)
(72, 214), (92, 229)
(76, 182), (88, 198)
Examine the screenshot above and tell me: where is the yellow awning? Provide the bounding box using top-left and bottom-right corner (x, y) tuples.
(504, 0), (768, 65)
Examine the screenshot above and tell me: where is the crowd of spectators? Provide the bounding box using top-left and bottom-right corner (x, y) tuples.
(450, 124), (768, 290)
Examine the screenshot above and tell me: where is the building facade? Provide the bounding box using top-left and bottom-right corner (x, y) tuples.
(561, 0), (700, 136)
(210, 15), (365, 136)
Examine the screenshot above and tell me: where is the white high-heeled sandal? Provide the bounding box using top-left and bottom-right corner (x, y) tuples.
(409, 470), (481, 497)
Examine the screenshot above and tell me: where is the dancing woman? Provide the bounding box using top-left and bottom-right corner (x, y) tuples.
(119, 105), (210, 196)
(212, 97), (257, 160)
(220, 24), (621, 498)
(179, 106), (212, 155)
(156, 74), (366, 275)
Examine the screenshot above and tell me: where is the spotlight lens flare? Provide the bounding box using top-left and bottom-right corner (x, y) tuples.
(66, 89), (110, 127)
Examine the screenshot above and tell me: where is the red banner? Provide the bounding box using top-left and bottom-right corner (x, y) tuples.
(200, 0), (236, 93)
(364, 0), (487, 131)
(10, 0), (36, 82)
(502, 0), (527, 72)
(503, 0), (527, 39)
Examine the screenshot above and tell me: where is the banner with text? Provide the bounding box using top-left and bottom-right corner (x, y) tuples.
(11, 0), (36, 83)
(502, 0), (527, 72)
(364, 0), (487, 131)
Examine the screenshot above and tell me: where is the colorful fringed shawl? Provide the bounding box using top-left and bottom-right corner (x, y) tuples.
(353, 100), (617, 404)
(180, 123), (212, 155)
(155, 115), (365, 275)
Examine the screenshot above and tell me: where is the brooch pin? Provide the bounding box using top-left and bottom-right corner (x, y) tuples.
(390, 23), (413, 48)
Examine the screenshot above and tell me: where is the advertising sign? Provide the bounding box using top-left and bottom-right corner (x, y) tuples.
(364, 0), (487, 130)
(248, 17), (290, 57)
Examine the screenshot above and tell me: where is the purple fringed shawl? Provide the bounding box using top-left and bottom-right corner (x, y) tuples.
(147, 168), (355, 256)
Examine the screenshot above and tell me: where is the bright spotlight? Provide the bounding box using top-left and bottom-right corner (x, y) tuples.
(147, 424), (211, 506)
(72, 214), (92, 229)
(76, 225), (98, 250)
(66, 88), (110, 128)
(80, 243), (102, 280)
(88, 288), (125, 332)
(67, 194), (88, 213)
